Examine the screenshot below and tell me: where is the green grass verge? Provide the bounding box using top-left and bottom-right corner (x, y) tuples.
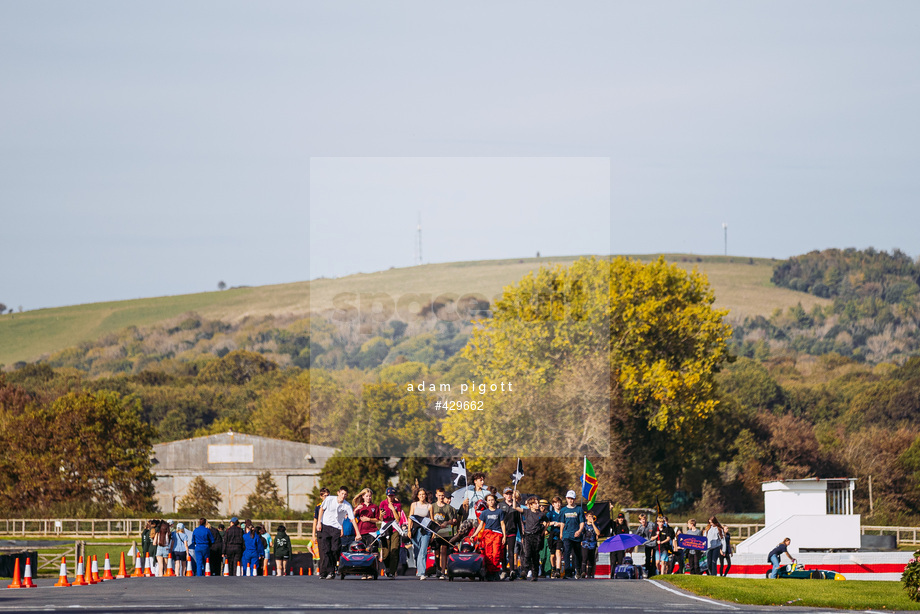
(658, 574), (917, 610)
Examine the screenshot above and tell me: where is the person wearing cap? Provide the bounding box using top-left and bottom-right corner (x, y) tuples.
(498, 487), (522, 580)
(610, 512), (630, 567)
(192, 518), (214, 576)
(560, 490), (584, 579)
(172, 521), (193, 576)
(223, 516), (245, 575)
(378, 487), (403, 578)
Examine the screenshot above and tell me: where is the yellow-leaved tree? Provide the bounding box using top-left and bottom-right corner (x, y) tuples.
(440, 256), (731, 503)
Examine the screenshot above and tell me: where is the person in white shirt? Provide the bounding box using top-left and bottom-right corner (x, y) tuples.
(462, 473), (489, 521)
(316, 486), (362, 579)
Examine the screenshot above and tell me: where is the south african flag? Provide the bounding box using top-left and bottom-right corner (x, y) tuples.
(581, 456), (597, 511)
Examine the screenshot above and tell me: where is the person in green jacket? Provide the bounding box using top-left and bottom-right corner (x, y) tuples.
(274, 525), (293, 576)
(141, 519), (156, 562)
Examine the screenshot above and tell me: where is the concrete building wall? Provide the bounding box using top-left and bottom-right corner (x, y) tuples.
(152, 432), (335, 516)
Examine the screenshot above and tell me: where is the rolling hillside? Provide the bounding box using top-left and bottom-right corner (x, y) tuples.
(0, 254), (825, 367)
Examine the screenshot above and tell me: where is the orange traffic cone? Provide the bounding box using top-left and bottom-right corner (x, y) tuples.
(132, 553), (143, 577)
(90, 555), (100, 583)
(54, 556), (71, 587)
(186, 562), (194, 577)
(116, 552), (129, 579)
(6, 558), (23, 589)
(236, 561), (242, 576)
(205, 559), (211, 576)
(102, 553), (115, 581)
(165, 553), (175, 577)
(23, 557), (36, 588)
(72, 557), (88, 586)
(263, 558), (269, 576)
(299, 567), (303, 576)
(222, 556), (229, 576)
(84, 556), (95, 585)
(143, 554), (153, 577)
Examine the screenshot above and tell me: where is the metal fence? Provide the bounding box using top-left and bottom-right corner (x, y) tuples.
(861, 525), (920, 546)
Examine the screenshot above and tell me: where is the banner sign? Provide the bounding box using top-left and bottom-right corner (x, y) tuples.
(677, 534), (708, 551)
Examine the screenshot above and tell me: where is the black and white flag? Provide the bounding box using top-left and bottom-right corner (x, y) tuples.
(511, 459), (524, 486)
(410, 515), (438, 535)
(452, 459), (467, 488)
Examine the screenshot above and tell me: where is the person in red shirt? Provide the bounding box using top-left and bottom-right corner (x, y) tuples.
(377, 487), (404, 578)
(353, 488), (379, 580)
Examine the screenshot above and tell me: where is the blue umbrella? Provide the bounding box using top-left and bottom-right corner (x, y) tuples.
(598, 533), (647, 553)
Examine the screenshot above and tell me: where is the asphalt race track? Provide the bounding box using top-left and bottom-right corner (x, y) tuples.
(0, 576), (890, 614)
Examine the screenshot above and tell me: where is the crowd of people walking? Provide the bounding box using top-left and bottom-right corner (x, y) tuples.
(140, 477), (735, 581)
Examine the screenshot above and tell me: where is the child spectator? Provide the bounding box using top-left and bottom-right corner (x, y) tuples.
(580, 511), (599, 578)
(473, 493), (506, 581)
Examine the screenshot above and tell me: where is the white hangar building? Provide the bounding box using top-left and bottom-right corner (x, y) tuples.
(152, 432), (337, 515)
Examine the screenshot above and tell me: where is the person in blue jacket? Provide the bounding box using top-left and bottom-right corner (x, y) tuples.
(192, 517), (214, 576)
(242, 519), (263, 575)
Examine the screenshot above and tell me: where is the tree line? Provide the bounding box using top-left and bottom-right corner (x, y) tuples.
(2, 252), (919, 523)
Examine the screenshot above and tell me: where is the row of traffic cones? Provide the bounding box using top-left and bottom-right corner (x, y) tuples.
(6, 558), (36, 588)
(14, 552), (301, 587)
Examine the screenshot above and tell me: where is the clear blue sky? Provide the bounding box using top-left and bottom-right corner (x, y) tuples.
(2, 1), (919, 310)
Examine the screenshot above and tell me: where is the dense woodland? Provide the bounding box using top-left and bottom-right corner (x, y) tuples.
(2, 249), (920, 523)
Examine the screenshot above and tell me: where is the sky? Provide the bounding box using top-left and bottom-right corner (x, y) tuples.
(2, 1), (919, 309)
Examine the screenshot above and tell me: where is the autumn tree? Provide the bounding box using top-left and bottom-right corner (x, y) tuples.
(177, 476), (222, 516)
(343, 382), (440, 457)
(239, 471), (285, 517)
(0, 386), (155, 511)
(441, 256), (732, 503)
(198, 350), (278, 386)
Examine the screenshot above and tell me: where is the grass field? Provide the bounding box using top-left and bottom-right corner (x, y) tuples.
(659, 574), (918, 610)
(0, 254), (827, 367)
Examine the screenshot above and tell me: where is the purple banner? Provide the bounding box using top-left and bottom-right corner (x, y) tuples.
(677, 534), (707, 551)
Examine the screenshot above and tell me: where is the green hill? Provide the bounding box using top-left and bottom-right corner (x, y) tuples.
(0, 254), (825, 367)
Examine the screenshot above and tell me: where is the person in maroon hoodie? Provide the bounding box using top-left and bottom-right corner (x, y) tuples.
(353, 488), (379, 579)
(377, 487), (403, 578)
